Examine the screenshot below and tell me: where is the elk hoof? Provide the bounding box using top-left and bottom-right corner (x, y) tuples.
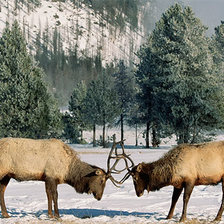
(214, 217), (221, 222)
(48, 213), (54, 219)
(2, 213), (10, 218)
(166, 215), (172, 220)
(48, 214), (61, 220)
(179, 217), (186, 222)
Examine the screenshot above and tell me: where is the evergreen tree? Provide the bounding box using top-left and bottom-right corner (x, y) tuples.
(84, 68), (119, 147)
(113, 60), (135, 141)
(0, 21), (61, 138)
(41, 26), (50, 71)
(148, 4), (224, 143)
(83, 79), (101, 147)
(135, 44), (163, 148)
(98, 70), (119, 147)
(126, 101), (142, 147)
(62, 112), (80, 143)
(213, 21), (224, 72)
(81, 0), (139, 30)
(68, 81), (87, 142)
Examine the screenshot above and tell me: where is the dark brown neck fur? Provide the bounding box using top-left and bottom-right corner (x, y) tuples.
(65, 158), (97, 193)
(143, 159), (173, 191)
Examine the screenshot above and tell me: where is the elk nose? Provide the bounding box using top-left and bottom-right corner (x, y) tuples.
(96, 195), (102, 201)
(93, 192), (102, 201)
(138, 192), (144, 197)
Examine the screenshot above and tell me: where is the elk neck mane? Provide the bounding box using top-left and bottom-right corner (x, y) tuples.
(145, 145), (184, 191)
(65, 151), (100, 193)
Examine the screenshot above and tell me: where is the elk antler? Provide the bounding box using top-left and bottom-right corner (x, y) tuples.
(107, 135), (135, 187)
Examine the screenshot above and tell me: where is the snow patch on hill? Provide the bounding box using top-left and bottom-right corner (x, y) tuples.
(0, 0), (145, 63)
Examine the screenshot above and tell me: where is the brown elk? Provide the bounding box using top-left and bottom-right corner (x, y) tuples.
(0, 137), (123, 218)
(120, 141), (224, 222)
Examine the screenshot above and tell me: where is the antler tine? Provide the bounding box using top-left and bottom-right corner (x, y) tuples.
(108, 155), (128, 174)
(119, 172), (131, 184)
(107, 134), (135, 187)
(107, 143), (121, 172)
(109, 156), (127, 174)
(107, 136), (126, 173)
(120, 141), (135, 171)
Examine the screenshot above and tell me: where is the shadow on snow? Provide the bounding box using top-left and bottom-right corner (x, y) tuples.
(2, 208), (161, 220)
(57, 208), (157, 219)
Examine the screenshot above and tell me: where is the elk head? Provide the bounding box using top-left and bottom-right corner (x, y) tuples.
(85, 166), (107, 200)
(130, 163), (150, 197)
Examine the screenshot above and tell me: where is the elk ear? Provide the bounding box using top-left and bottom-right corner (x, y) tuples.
(95, 169), (103, 176)
(137, 163), (143, 172)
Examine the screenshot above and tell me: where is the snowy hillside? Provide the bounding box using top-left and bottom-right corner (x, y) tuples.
(0, 0), (147, 63)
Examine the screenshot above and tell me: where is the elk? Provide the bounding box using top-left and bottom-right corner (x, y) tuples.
(121, 141), (224, 222)
(0, 137), (124, 218)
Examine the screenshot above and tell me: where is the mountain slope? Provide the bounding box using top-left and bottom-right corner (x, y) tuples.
(0, 0), (153, 63)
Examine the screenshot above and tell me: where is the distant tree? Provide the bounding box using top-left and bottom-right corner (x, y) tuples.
(135, 44), (163, 148)
(41, 26), (50, 70)
(83, 79), (101, 147)
(62, 112), (80, 143)
(34, 30), (42, 63)
(69, 81), (87, 142)
(35, 29), (104, 106)
(0, 21), (61, 138)
(97, 69), (120, 147)
(126, 101), (142, 146)
(81, 0), (139, 30)
(113, 60), (135, 142)
(84, 68), (119, 147)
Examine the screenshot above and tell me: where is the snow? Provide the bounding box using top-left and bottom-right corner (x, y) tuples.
(1, 143), (224, 223)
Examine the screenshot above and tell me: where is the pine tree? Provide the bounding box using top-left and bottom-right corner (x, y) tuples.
(62, 112), (80, 144)
(0, 21), (61, 138)
(126, 101), (142, 147)
(83, 79), (101, 147)
(98, 69), (120, 147)
(69, 81), (87, 142)
(148, 4), (224, 143)
(213, 21), (224, 70)
(113, 60), (135, 141)
(84, 68), (119, 147)
(135, 43), (163, 148)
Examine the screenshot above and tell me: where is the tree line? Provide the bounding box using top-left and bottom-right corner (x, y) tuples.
(1, 3), (224, 147)
(65, 61), (135, 147)
(67, 4), (224, 147)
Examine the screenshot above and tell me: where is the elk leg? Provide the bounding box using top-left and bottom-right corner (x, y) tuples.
(214, 179), (224, 221)
(52, 185), (59, 218)
(166, 187), (183, 219)
(45, 178), (59, 218)
(180, 182), (194, 222)
(45, 180), (53, 218)
(0, 176), (10, 218)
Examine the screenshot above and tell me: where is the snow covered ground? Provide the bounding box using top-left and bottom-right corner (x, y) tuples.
(1, 142), (224, 224)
